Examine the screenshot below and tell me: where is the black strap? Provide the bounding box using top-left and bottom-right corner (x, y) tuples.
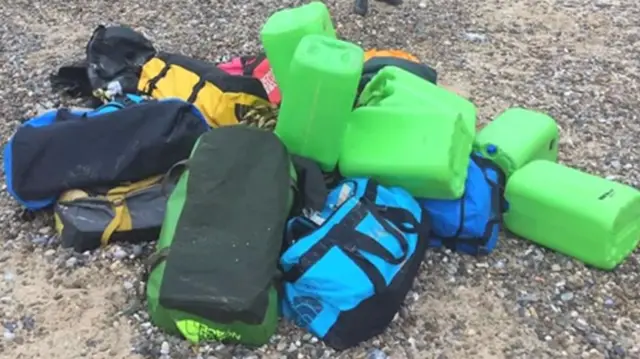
(137, 246), (170, 300)
(187, 78), (206, 103)
(436, 154), (507, 255)
(160, 159), (189, 197)
(144, 63), (171, 95)
(283, 181), (424, 294)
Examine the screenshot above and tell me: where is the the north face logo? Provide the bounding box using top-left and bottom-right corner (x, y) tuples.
(291, 296), (323, 328)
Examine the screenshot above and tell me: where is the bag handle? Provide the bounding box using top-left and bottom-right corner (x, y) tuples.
(160, 159), (189, 198)
(100, 176), (163, 247)
(135, 246), (170, 301)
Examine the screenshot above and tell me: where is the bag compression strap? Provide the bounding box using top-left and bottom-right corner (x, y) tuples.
(284, 180), (429, 294)
(160, 159), (189, 198)
(100, 176), (162, 247)
(136, 246), (171, 300)
(435, 154), (507, 255)
(143, 60), (172, 95)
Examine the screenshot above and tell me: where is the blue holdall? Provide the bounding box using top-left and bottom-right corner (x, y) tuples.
(280, 178), (430, 350)
(3, 95), (208, 211)
(419, 153), (507, 255)
(3, 94), (146, 210)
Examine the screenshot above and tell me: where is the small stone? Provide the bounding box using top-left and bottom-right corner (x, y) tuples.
(367, 349), (388, 359)
(38, 227), (51, 234)
(517, 293), (539, 304)
(418, 2), (426, 8)
(3, 330), (15, 341)
(463, 32), (487, 43)
(551, 264), (562, 272)
(112, 247), (128, 260)
(560, 292), (574, 301)
(65, 257), (78, 268)
(604, 298), (615, 308)
(3, 271), (14, 282)
(160, 341), (170, 355)
(276, 342), (287, 351)
(31, 235), (48, 245)
(131, 245), (144, 257)
(44, 249), (56, 257)
(123, 281), (134, 290)
(21, 316), (35, 331)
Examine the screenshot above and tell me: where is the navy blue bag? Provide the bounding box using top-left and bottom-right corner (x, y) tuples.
(3, 95), (208, 210)
(280, 178), (430, 350)
(419, 154), (506, 255)
(3, 94), (146, 210)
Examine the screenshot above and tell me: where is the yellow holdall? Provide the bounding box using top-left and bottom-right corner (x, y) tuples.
(138, 52), (271, 127)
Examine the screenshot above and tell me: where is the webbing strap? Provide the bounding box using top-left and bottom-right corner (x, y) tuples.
(100, 176), (162, 246)
(137, 246), (171, 300)
(187, 79), (206, 103)
(144, 62), (172, 95)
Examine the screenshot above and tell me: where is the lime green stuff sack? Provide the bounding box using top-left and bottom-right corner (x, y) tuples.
(504, 160), (640, 270)
(146, 127), (294, 346)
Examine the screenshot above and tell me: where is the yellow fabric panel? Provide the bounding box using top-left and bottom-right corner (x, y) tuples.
(194, 85), (270, 127)
(364, 49), (420, 63)
(139, 57), (271, 127)
(138, 58), (200, 104)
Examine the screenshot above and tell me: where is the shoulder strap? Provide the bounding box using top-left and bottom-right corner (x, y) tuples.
(160, 159), (189, 198)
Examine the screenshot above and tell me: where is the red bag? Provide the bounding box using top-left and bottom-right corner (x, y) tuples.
(218, 55), (282, 105)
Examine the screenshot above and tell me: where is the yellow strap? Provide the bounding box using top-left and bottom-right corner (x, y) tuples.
(101, 199), (128, 247)
(100, 176), (162, 246)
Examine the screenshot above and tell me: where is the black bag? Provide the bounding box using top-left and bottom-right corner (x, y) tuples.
(86, 25), (157, 92)
(157, 126), (291, 344)
(9, 100), (208, 202)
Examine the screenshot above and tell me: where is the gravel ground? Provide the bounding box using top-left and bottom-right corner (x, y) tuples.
(1, 0), (639, 358)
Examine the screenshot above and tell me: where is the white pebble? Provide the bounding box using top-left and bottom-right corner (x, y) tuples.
(65, 257), (78, 268)
(160, 341), (170, 355)
(3, 330), (15, 341)
(3, 271), (15, 282)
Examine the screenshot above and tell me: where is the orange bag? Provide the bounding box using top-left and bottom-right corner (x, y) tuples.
(363, 49), (419, 63)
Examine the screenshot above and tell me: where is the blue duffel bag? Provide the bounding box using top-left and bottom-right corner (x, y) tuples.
(419, 153), (507, 255)
(3, 94), (146, 210)
(280, 178), (430, 350)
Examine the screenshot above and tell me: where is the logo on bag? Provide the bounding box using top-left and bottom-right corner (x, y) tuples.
(176, 319), (241, 343)
(291, 296), (323, 328)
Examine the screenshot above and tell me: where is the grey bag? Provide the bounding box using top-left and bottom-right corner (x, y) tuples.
(54, 175), (169, 252)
